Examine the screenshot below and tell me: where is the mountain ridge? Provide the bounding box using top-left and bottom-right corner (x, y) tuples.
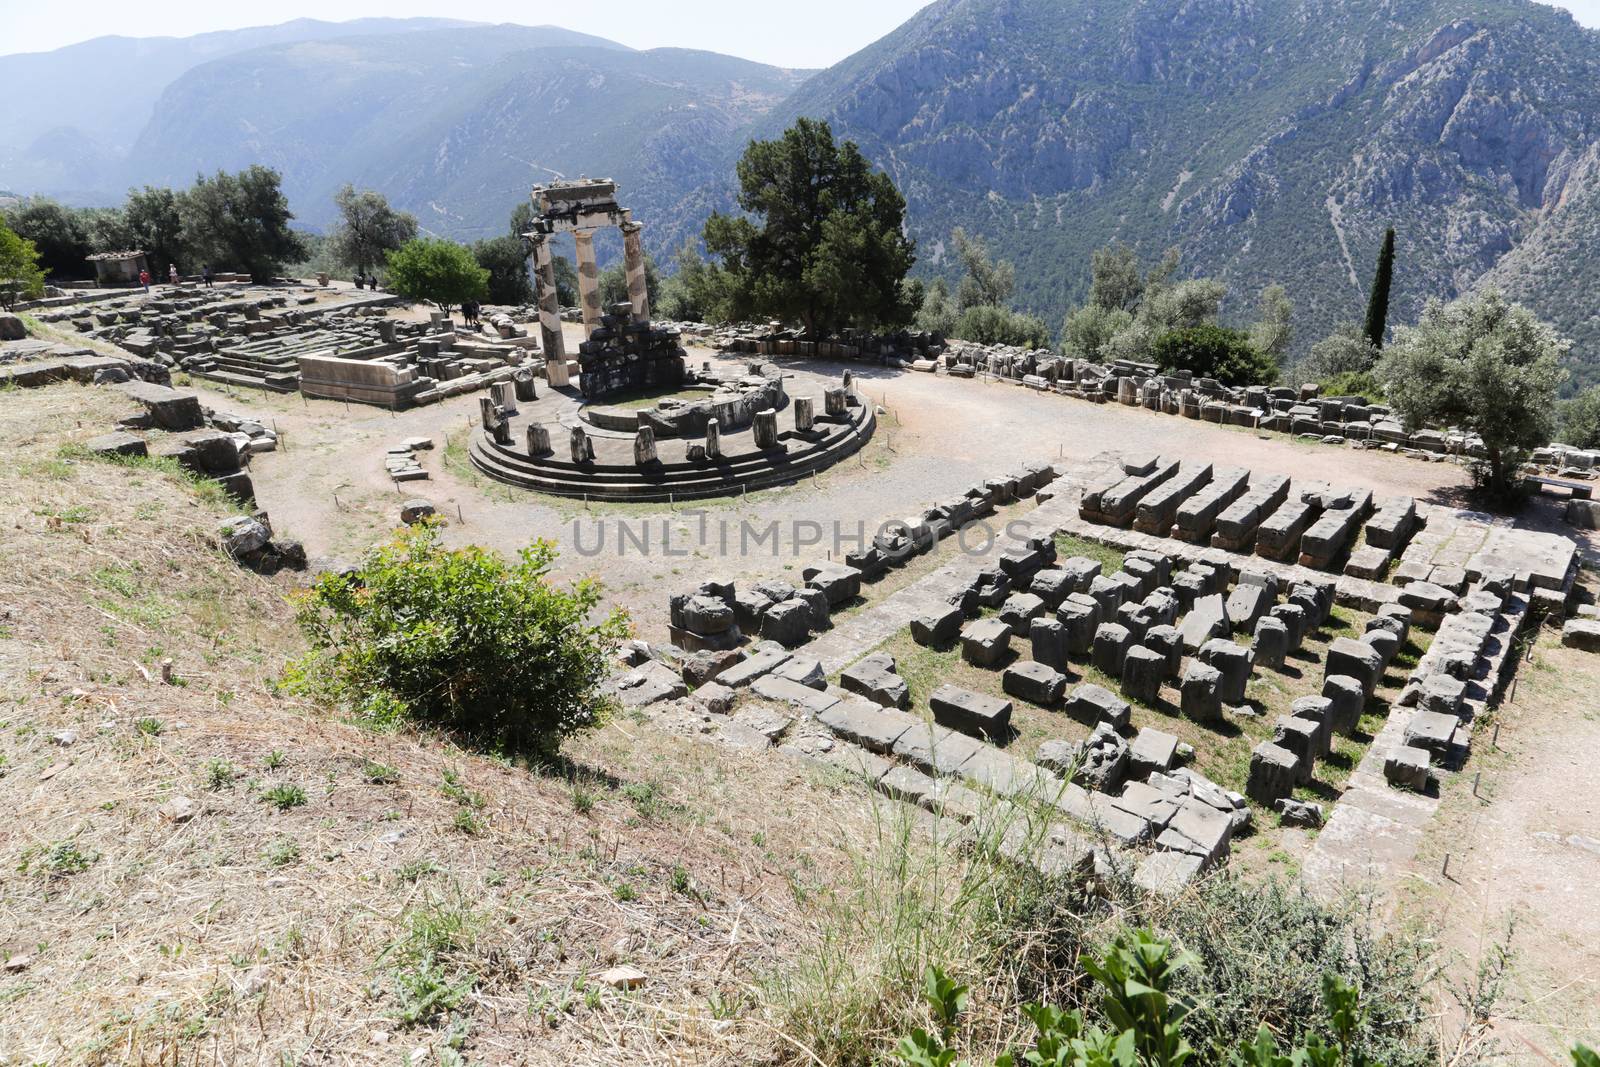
(5, 4), (1600, 379)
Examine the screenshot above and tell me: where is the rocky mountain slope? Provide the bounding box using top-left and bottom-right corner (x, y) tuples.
(771, 0), (1600, 377)
(7, 2), (1600, 378)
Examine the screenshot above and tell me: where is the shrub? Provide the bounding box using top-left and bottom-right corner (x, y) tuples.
(895, 938), (1392, 1067)
(286, 520), (627, 754)
(385, 237), (489, 313)
(1319, 370), (1385, 405)
(1152, 324), (1277, 386)
(1559, 386), (1600, 450)
(954, 304), (1053, 349)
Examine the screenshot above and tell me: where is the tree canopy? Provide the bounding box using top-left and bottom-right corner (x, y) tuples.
(1152, 324), (1277, 386)
(329, 184), (418, 276)
(386, 237), (488, 311)
(0, 218), (46, 311)
(1364, 227), (1396, 348)
(951, 228), (1015, 312)
(470, 236), (533, 306)
(180, 166), (306, 280)
(703, 118), (917, 337)
(1, 199), (92, 277)
(1377, 288), (1568, 499)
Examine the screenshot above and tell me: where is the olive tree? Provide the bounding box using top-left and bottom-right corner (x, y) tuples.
(1377, 289), (1568, 500)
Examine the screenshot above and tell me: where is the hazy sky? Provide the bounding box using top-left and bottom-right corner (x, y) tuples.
(3, 0), (1597, 64)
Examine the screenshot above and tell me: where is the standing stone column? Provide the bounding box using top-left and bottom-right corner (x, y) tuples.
(570, 426), (594, 463)
(824, 387), (847, 417)
(754, 410), (778, 450)
(621, 221), (650, 324)
(527, 423), (552, 456)
(530, 235), (568, 386)
(574, 230), (602, 336)
(705, 418), (722, 459)
(794, 396), (815, 432)
(634, 426), (658, 465)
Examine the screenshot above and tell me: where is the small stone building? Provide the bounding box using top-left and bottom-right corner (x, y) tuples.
(87, 250), (149, 286)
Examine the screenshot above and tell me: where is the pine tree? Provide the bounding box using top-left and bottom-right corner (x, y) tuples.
(1363, 227), (1395, 349)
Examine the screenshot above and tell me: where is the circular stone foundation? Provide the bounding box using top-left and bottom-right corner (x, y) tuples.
(468, 375), (875, 501)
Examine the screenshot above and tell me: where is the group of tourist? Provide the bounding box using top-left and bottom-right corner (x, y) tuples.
(353, 272), (381, 290)
(136, 263), (214, 292)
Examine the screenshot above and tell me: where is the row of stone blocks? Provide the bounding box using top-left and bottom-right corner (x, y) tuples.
(1080, 454), (1419, 577)
(1246, 602), (1417, 805)
(667, 464), (1060, 654)
(809, 650), (1246, 884)
(939, 346), (1485, 459)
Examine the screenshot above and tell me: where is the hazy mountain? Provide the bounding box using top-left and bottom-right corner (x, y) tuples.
(770, 0), (1600, 380)
(121, 27), (808, 250)
(0, 18), (511, 199)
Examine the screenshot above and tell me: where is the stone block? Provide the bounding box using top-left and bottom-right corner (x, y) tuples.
(910, 605), (964, 646)
(1322, 674), (1365, 735)
(1179, 661), (1223, 723)
(961, 618), (1013, 667)
(1129, 727), (1179, 779)
(614, 660), (688, 707)
(817, 700), (918, 754)
(1290, 695), (1335, 755)
(929, 684), (1012, 740)
(998, 592), (1047, 631)
(1058, 594), (1101, 653)
(1092, 622), (1133, 677)
(1197, 638), (1253, 704)
(1270, 602), (1307, 648)
(761, 598), (814, 648)
(1325, 637), (1383, 698)
(1145, 624), (1182, 676)
(1384, 746), (1431, 791)
(840, 656), (910, 709)
(1064, 683), (1131, 731)
(1225, 582), (1273, 633)
(1030, 617), (1069, 671)
(751, 674), (838, 714)
(1120, 644), (1167, 704)
(1272, 716), (1319, 783)
(718, 649), (791, 688)
(1179, 593), (1229, 652)
(1246, 742), (1300, 805)
(1403, 708), (1463, 757)
(1030, 568), (1075, 607)
(86, 430), (147, 458)
(1562, 619), (1600, 652)
(1004, 660), (1067, 706)
(1251, 616), (1289, 669)
(802, 561), (862, 606)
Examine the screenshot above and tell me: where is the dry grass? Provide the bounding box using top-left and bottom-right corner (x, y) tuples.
(0, 384), (897, 1065)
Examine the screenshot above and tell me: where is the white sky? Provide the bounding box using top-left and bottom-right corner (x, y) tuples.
(0, 0), (931, 67)
(6, 1), (1588, 66)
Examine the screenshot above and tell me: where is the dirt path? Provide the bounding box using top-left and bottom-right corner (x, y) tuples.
(1397, 631), (1600, 1063)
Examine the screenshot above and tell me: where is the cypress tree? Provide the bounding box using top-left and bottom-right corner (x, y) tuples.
(1364, 227), (1395, 349)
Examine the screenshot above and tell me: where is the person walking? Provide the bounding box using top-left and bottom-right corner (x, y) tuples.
(168, 264), (179, 287)
(202, 265), (214, 289)
(138, 267), (151, 294)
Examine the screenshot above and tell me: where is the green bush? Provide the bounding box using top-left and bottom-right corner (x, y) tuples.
(385, 237), (489, 313)
(896, 933), (1390, 1067)
(1559, 386), (1600, 450)
(954, 304), (1053, 349)
(1318, 371), (1384, 405)
(1151, 324), (1277, 386)
(286, 521), (627, 754)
